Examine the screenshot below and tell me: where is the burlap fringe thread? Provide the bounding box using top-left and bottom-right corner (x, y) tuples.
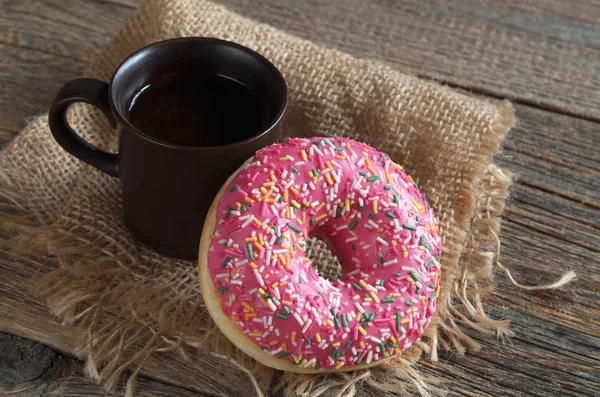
(0, 103), (528, 397)
(1, 75), (579, 397)
(0, 167), (508, 397)
(3, 4), (584, 396)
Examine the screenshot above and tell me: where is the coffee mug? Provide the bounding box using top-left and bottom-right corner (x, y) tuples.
(49, 37), (287, 259)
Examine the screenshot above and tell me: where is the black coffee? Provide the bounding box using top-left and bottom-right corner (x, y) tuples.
(127, 75), (268, 147)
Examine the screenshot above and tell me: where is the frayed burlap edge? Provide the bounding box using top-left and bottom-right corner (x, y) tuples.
(429, 102), (516, 358)
(0, 0), (526, 392)
(0, 101), (518, 397)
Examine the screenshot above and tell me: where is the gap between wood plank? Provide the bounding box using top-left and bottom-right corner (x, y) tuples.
(512, 180), (600, 210)
(3, 0), (600, 124)
(436, 79), (600, 124)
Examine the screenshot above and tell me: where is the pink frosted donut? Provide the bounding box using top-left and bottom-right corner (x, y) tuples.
(199, 137), (442, 372)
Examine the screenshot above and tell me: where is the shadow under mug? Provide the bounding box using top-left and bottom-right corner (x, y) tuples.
(48, 37), (287, 260)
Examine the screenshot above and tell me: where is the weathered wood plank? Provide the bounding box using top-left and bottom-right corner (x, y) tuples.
(0, 0), (133, 132)
(1, 0), (130, 35)
(0, 254), (262, 397)
(2, 0), (600, 131)
(1, 103), (598, 396)
(215, 0), (600, 120)
(498, 105), (600, 203)
(1, 0), (599, 396)
(0, 332), (212, 396)
(427, 104), (600, 397)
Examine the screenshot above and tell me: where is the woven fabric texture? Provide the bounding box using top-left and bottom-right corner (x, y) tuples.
(0, 0), (515, 395)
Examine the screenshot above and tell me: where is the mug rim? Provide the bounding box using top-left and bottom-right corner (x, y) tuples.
(108, 37), (287, 151)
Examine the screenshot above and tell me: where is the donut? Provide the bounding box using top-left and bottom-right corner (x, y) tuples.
(199, 137), (442, 373)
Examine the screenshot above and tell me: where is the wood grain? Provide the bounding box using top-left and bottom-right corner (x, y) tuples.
(0, 0), (132, 132)
(1, 0), (599, 396)
(0, 332), (211, 397)
(215, 0), (600, 120)
(1, 104), (597, 396)
(0, 254), (266, 397)
(2, 0), (600, 130)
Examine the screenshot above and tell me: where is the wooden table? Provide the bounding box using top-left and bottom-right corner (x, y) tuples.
(1, 1), (598, 396)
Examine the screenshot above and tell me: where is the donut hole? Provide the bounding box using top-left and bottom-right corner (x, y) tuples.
(304, 236), (343, 281)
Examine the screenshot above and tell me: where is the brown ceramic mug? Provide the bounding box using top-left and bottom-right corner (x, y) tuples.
(48, 37), (287, 259)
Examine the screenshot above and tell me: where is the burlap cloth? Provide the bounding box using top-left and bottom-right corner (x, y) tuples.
(1, 0), (517, 395)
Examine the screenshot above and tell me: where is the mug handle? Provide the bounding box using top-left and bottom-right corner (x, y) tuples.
(49, 78), (120, 177)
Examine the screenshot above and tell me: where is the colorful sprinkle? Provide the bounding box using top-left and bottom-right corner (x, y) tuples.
(207, 137), (442, 371)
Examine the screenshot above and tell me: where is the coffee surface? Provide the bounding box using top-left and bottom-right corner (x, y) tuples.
(127, 75), (268, 147)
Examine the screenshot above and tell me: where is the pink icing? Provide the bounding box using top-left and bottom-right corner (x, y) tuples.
(207, 137), (442, 370)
